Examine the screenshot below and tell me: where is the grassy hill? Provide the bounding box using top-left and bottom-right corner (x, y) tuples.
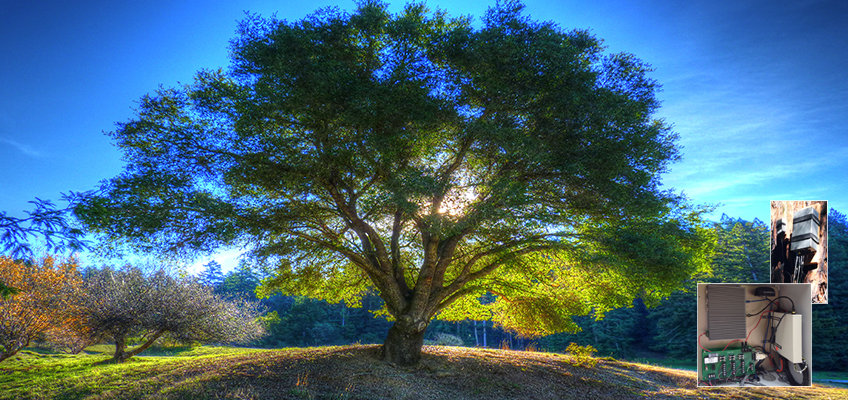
(1, 345), (846, 400)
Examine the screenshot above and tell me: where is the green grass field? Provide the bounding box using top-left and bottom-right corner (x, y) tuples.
(1, 344), (846, 400)
(0, 345), (271, 399)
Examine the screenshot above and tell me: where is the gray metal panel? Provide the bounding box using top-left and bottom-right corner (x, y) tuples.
(707, 285), (747, 340)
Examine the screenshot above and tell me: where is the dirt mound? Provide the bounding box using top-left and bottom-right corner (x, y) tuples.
(123, 345), (845, 400)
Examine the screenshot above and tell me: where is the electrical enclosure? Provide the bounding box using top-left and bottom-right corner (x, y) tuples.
(790, 207), (820, 253)
(773, 312), (803, 363)
(697, 283), (811, 387)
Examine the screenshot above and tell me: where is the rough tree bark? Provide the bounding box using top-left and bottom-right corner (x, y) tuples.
(381, 316), (429, 366)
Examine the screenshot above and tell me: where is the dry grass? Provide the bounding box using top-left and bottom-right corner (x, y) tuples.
(2, 345), (847, 399)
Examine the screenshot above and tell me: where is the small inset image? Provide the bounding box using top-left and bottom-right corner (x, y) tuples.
(770, 200), (828, 304)
(697, 283), (812, 387)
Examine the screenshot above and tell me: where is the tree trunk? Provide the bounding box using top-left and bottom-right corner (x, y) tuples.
(113, 334), (129, 362)
(381, 317), (428, 366)
(0, 342), (22, 363)
(112, 331), (164, 362)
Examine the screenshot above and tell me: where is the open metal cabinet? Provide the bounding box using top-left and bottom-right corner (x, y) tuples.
(696, 283), (812, 387)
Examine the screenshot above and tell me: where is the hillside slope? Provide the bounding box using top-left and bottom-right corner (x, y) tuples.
(1, 345), (845, 399)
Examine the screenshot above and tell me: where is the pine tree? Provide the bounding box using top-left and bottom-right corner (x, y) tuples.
(197, 260), (224, 289)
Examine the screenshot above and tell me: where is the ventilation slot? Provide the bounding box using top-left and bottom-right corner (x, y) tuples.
(706, 285), (746, 340)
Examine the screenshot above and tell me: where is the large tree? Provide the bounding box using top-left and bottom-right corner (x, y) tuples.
(75, 1), (713, 366)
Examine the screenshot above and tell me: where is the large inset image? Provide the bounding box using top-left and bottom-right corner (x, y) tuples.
(697, 283), (812, 387)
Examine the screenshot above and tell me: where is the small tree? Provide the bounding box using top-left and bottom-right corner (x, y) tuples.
(77, 265), (266, 362)
(45, 321), (95, 355)
(0, 256), (82, 362)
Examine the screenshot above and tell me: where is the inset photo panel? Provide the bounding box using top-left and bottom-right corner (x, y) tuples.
(770, 200), (828, 304)
(697, 283), (812, 387)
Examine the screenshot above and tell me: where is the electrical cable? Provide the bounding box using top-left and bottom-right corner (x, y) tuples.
(782, 356), (810, 386)
(721, 339), (743, 351)
(698, 332), (710, 352)
(743, 310), (775, 345)
(717, 311), (772, 352)
(761, 295), (775, 350)
(769, 315), (786, 356)
(747, 296), (795, 316)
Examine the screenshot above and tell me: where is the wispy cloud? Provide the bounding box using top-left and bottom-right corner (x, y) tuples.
(0, 137), (46, 158)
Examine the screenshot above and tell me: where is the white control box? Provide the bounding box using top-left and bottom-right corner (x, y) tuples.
(772, 312), (802, 363)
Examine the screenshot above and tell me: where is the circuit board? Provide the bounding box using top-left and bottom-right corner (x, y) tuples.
(701, 348), (757, 380)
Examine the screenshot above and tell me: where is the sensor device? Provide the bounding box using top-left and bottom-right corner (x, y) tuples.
(773, 312), (803, 363)
(790, 207), (820, 253)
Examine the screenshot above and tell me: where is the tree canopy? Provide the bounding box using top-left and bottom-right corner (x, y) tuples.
(75, 0), (714, 365)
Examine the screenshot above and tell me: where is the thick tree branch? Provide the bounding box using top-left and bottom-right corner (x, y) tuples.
(390, 209), (410, 294)
(127, 330), (166, 358)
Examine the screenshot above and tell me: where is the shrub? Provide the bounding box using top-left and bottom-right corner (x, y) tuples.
(566, 342), (598, 368)
(424, 333), (464, 347)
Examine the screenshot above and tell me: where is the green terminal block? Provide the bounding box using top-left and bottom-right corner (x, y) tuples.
(701, 348), (756, 381)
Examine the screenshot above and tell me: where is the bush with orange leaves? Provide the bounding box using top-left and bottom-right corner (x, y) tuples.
(0, 256), (84, 362)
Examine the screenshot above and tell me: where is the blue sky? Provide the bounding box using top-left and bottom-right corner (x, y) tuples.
(2, 0), (846, 271)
